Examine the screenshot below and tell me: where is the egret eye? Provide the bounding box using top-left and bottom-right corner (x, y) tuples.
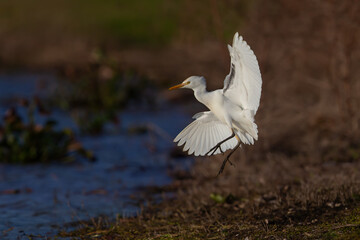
(181, 81), (190, 86)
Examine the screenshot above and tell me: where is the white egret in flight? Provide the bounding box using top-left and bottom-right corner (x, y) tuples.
(169, 32), (262, 175)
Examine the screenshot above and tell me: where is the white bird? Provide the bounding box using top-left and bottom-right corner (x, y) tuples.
(169, 33), (262, 175)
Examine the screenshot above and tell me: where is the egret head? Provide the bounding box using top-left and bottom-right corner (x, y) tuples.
(169, 76), (206, 90)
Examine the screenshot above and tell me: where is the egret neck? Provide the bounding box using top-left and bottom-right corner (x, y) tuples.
(192, 82), (208, 106)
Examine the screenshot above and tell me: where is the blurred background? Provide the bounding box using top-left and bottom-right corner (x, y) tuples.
(0, 0), (359, 238)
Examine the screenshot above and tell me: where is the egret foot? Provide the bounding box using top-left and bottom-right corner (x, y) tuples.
(206, 132), (235, 156)
(217, 134), (241, 176)
(217, 156), (231, 176)
(217, 149), (237, 176)
(206, 144), (224, 156)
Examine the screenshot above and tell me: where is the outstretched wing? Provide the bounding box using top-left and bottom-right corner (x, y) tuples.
(223, 32), (262, 115)
(174, 111), (238, 156)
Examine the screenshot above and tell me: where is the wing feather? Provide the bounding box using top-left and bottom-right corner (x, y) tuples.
(175, 111), (239, 156)
(182, 123), (197, 152)
(188, 124), (201, 154)
(223, 32), (262, 114)
(194, 125), (204, 156)
(203, 126), (209, 155)
(209, 126), (216, 152)
(211, 126), (221, 155)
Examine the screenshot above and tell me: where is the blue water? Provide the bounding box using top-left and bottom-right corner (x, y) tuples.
(0, 73), (192, 239)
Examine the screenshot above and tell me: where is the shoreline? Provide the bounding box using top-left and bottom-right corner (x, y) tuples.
(59, 155), (360, 239)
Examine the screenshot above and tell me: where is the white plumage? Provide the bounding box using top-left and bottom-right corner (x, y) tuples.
(174, 112), (238, 156)
(169, 32), (262, 174)
(224, 32), (262, 115)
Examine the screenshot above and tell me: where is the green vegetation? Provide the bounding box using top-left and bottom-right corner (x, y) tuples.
(54, 52), (156, 134)
(0, 99), (94, 163)
(0, 0), (251, 70)
(0, 0), (180, 46)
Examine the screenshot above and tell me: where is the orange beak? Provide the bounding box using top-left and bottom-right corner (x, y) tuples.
(169, 81), (189, 90)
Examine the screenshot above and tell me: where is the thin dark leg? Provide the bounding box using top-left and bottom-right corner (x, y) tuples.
(206, 132), (235, 156)
(217, 135), (241, 176)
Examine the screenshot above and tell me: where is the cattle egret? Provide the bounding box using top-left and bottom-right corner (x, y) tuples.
(169, 32), (262, 175)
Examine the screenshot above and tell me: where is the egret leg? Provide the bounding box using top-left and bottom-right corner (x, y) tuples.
(217, 134), (241, 176)
(206, 132), (235, 156)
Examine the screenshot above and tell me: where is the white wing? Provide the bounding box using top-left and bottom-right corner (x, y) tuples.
(174, 111), (238, 156)
(223, 32), (262, 115)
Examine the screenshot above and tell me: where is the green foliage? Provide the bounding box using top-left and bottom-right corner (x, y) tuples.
(0, 0), (179, 46)
(210, 193), (226, 203)
(0, 100), (94, 164)
(210, 193), (237, 204)
(55, 52), (155, 134)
